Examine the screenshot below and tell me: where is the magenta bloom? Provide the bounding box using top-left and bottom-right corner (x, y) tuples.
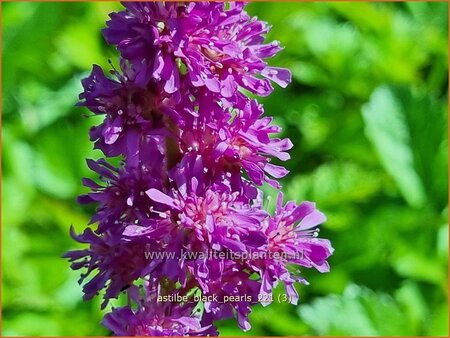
(171, 98), (292, 197)
(66, 2), (333, 336)
(78, 61), (185, 160)
(103, 283), (217, 336)
(104, 306), (215, 336)
(103, 2), (291, 99)
(255, 193), (334, 306)
(64, 227), (149, 307)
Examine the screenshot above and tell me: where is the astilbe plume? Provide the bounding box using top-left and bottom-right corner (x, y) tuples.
(65, 2), (334, 335)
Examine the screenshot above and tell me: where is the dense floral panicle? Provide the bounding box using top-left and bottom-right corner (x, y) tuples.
(187, 259), (261, 331)
(63, 226), (153, 307)
(176, 99), (292, 192)
(103, 307), (215, 336)
(103, 2), (291, 99)
(64, 215), (189, 308)
(78, 156), (165, 233)
(146, 174), (268, 255)
(78, 61), (182, 159)
(254, 193), (334, 306)
(68, 1), (333, 336)
(103, 289), (217, 336)
(213, 99), (292, 188)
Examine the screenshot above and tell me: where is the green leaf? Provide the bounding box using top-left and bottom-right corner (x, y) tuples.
(299, 284), (416, 335)
(362, 86), (426, 207)
(437, 224), (449, 261)
(18, 75), (84, 133)
(395, 282), (429, 334)
(427, 303), (449, 336)
(285, 161), (384, 207)
(392, 248), (446, 286)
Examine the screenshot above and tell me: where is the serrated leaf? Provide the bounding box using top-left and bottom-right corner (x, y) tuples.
(299, 284), (415, 336)
(362, 86), (427, 207)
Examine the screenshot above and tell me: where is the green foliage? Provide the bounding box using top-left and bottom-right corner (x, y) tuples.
(300, 284), (422, 336)
(2, 2), (448, 336)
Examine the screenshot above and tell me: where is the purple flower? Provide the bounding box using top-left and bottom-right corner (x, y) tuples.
(211, 99), (292, 188)
(188, 259), (261, 332)
(78, 61), (181, 159)
(176, 99), (292, 191)
(103, 2), (291, 98)
(64, 226), (152, 307)
(142, 168), (267, 331)
(103, 285), (217, 336)
(146, 180), (267, 254)
(67, 2), (333, 336)
(77, 157), (164, 233)
(104, 306), (215, 336)
(254, 193), (334, 306)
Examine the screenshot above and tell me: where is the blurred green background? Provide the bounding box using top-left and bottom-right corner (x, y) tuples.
(2, 1), (448, 336)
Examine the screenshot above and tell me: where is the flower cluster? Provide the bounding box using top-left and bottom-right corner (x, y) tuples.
(65, 2), (334, 335)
